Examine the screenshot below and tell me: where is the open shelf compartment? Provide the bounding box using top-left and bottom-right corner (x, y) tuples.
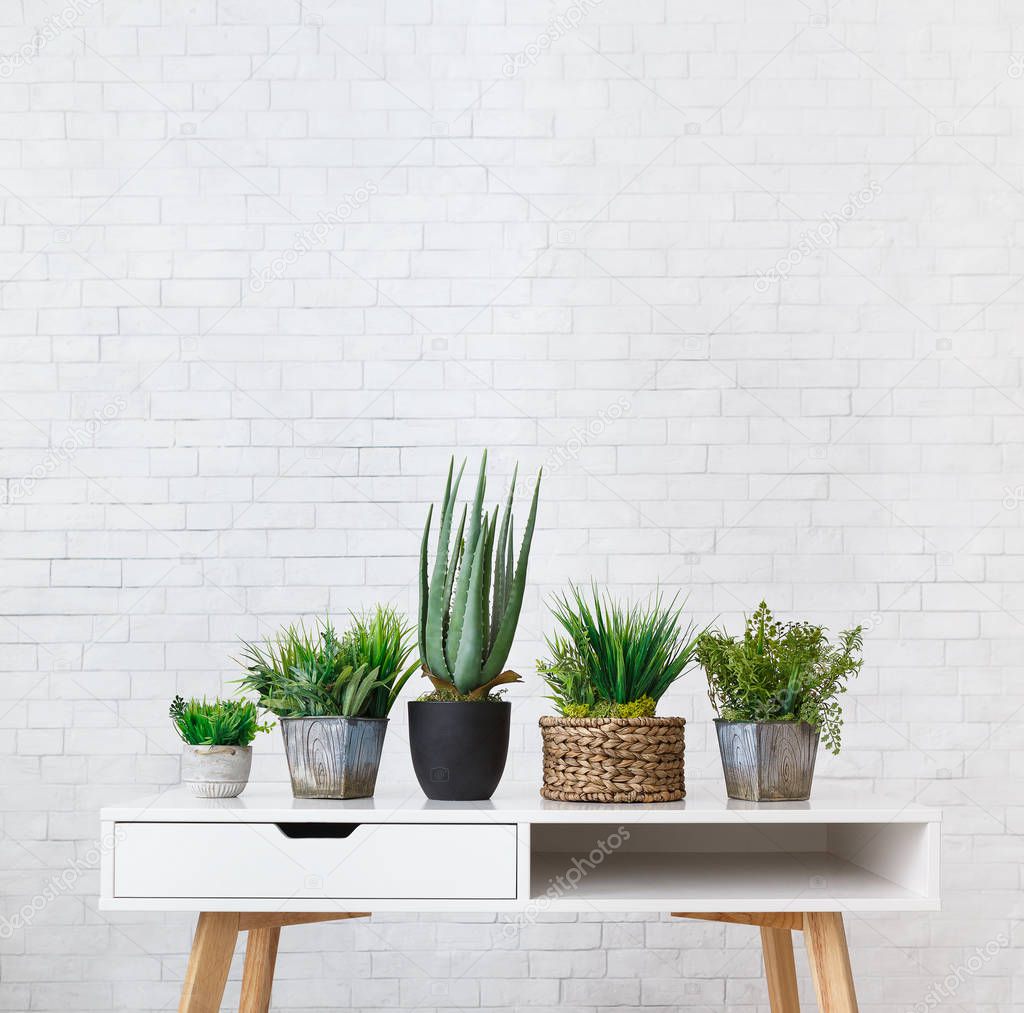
(527, 820), (938, 912)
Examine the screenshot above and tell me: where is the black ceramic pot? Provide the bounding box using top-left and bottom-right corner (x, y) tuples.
(408, 700), (511, 801)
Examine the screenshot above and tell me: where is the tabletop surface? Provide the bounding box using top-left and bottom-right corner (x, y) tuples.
(102, 780), (941, 824)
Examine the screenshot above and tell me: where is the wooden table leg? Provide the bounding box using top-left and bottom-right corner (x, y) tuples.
(761, 926), (800, 1013)
(804, 912), (859, 1013)
(239, 926), (281, 1013)
(179, 912), (240, 1013)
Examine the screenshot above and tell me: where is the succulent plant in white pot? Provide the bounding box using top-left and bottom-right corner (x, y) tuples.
(170, 696), (271, 798)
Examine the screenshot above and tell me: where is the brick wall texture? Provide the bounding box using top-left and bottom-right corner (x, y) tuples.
(0, 0), (1020, 1009)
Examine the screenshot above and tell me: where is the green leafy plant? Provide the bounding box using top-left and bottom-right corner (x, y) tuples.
(537, 585), (703, 718)
(237, 607), (418, 719)
(695, 601), (864, 755)
(169, 696), (271, 747)
(419, 451), (541, 699)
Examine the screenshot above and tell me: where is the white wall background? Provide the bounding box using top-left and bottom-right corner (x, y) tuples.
(1, 0), (1021, 1009)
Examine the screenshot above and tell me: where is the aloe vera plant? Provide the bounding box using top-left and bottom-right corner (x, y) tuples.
(419, 452), (541, 698)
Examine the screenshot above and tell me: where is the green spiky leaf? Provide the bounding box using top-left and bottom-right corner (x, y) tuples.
(417, 504), (433, 665)
(424, 458), (465, 680)
(453, 523), (488, 694)
(417, 453), (541, 695)
(446, 453), (487, 671)
(481, 468), (541, 681)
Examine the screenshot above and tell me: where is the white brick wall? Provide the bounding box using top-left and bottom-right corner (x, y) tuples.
(0, 0), (1021, 1009)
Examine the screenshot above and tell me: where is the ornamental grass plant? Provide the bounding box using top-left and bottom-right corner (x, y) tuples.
(538, 585), (704, 718)
(237, 606), (418, 719)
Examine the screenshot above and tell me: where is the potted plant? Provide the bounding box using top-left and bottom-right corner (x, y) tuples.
(170, 695), (271, 798)
(410, 452), (541, 801)
(695, 601), (864, 802)
(239, 606), (417, 799)
(537, 585), (703, 802)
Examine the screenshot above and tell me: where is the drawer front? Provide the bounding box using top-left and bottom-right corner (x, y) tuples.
(114, 822), (517, 900)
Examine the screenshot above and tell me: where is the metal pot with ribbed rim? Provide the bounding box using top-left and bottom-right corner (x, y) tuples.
(280, 716), (388, 800)
(715, 719), (820, 801)
(408, 700), (510, 801)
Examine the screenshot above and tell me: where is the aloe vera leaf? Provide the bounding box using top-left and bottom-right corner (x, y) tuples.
(442, 504), (467, 671)
(490, 465), (517, 649)
(492, 512), (515, 654)
(417, 503), (433, 664)
(444, 515), (477, 674)
(425, 457), (465, 680)
(481, 468), (541, 680)
(446, 453), (487, 671)
(505, 514), (514, 601)
(453, 523), (488, 694)
(467, 668), (523, 699)
(423, 460), (454, 676)
(424, 669), (455, 694)
(480, 509), (497, 654)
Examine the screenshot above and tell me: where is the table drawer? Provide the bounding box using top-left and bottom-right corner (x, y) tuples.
(113, 822), (517, 900)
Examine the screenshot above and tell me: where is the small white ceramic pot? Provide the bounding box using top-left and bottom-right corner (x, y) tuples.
(181, 744), (252, 798)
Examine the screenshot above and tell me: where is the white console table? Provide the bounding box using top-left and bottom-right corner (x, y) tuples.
(100, 785), (940, 1013)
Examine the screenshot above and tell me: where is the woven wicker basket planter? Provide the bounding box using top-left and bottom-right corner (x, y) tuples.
(539, 715), (685, 803)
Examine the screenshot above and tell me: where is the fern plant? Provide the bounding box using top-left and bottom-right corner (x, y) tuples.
(169, 696), (271, 747)
(695, 601), (864, 755)
(538, 585), (704, 718)
(237, 607), (417, 719)
(419, 452), (541, 699)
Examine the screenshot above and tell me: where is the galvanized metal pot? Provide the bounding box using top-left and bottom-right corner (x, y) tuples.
(715, 719), (819, 802)
(280, 716), (388, 800)
(182, 744), (252, 798)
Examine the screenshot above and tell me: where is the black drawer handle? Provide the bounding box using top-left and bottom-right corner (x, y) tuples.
(276, 823), (361, 839)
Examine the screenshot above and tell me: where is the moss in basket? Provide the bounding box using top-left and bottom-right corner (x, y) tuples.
(561, 697), (657, 719)
(537, 584), (705, 718)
